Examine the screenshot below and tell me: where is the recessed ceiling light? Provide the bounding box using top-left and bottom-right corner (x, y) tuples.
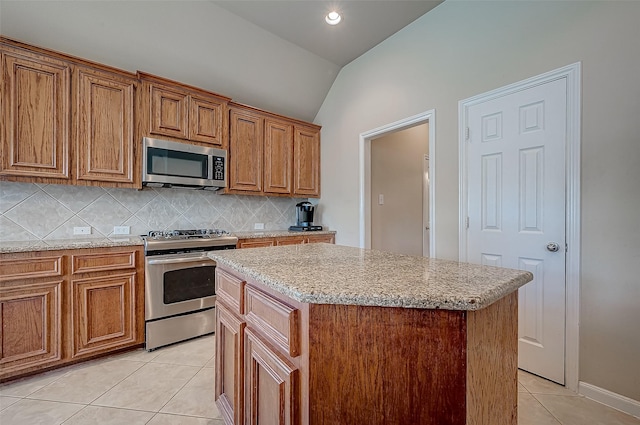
(325, 11), (342, 25)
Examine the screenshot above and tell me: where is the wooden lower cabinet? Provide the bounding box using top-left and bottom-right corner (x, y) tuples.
(0, 280), (64, 377)
(244, 327), (300, 425)
(216, 301), (246, 425)
(0, 246), (144, 382)
(238, 233), (334, 249)
(215, 265), (518, 425)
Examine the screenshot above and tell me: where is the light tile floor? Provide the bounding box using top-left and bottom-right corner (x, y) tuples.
(1, 334), (638, 425)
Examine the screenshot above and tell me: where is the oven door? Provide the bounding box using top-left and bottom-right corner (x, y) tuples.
(145, 252), (217, 321)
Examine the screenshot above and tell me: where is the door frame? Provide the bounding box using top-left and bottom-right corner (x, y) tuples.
(359, 110), (436, 257)
(458, 63), (581, 391)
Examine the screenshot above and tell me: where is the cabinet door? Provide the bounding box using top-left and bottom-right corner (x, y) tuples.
(149, 83), (189, 139)
(244, 327), (300, 425)
(264, 118), (293, 195)
(75, 66), (136, 185)
(238, 239), (275, 249)
(229, 108), (263, 192)
(216, 302), (246, 425)
(70, 272), (139, 358)
(276, 236), (305, 246)
(0, 280), (64, 379)
(305, 235), (335, 244)
(293, 126), (320, 197)
(1, 51), (70, 180)
(190, 95), (226, 146)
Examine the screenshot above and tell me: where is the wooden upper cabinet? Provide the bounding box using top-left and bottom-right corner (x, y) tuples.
(190, 95), (226, 145)
(149, 83), (189, 139)
(1, 48), (71, 180)
(229, 106), (263, 192)
(264, 118), (293, 195)
(74, 65), (137, 186)
(140, 73), (229, 148)
(293, 125), (321, 197)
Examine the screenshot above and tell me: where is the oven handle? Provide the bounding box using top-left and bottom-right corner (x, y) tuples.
(147, 255), (214, 265)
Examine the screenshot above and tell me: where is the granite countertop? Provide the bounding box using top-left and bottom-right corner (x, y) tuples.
(0, 230), (334, 253)
(232, 230), (336, 239)
(209, 243), (533, 311)
(0, 237), (144, 253)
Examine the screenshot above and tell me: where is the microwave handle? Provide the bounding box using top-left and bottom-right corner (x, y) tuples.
(208, 156), (214, 180)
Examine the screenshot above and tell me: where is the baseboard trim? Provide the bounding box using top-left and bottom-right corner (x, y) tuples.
(579, 381), (640, 419)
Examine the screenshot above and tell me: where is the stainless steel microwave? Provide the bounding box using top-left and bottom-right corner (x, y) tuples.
(142, 137), (226, 190)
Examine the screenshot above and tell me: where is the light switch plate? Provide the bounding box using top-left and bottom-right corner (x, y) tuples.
(378, 194), (384, 205)
(254, 223), (265, 230)
(73, 226), (91, 235)
(113, 226), (130, 235)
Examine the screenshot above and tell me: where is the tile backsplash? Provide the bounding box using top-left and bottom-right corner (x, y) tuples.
(0, 181), (306, 241)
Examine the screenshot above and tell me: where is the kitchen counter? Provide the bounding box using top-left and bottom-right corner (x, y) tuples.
(231, 229), (336, 239)
(212, 243), (532, 425)
(0, 236), (144, 253)
(208, 242), (532, 310)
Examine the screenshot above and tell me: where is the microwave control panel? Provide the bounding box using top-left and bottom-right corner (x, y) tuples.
(213, 156), (225, 181)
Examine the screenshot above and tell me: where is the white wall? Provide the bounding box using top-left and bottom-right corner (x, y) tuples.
(0, 0), (339, 122)
(371, 124), (428, 256)
(316, 1), (640, 402)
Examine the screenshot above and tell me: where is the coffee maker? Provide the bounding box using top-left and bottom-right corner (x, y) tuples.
(289, 201), (322, 231)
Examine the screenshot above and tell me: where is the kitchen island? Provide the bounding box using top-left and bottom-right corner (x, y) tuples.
(208, 243), (533, 425)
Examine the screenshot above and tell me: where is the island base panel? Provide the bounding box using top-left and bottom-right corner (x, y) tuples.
(308, 304), (467, 425)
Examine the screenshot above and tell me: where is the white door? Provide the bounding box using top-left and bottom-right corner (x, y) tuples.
(465, 78), (567, 384)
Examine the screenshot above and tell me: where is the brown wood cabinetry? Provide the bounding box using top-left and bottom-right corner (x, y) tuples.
(293, 126), (321, 197)
(0, 246), (144, 382)
(1, 47), (71, 181)
(0, 38), (139, 188)
(0, 254), (64, 378)
(74, 65), (137, 185)
(264, 117), (293, 195)
(215, 263), (519, 425)
(139, 73), (230, 148)
(237, 233), (334, 249)
(227, 103), (321, 198)
(229, 106), (263, 192)
(215, 268), (303, 425)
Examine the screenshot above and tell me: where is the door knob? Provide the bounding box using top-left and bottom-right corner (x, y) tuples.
(546, 242), (560, 252)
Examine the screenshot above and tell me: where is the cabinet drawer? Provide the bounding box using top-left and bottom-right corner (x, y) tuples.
(216, 268), (245, 315)
(71, 250), (136, 274)
(238, 239), (275, 249)
(245, 285), (299, 357)
(0, 256), (63, 281)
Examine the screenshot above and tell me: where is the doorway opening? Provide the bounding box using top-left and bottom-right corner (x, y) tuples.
(359, 110), (436, 257)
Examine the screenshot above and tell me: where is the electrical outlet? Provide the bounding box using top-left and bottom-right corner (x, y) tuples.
(73, 226), (91, 235)
(254, 223), (265, 230)
(113, 226), (130, 235)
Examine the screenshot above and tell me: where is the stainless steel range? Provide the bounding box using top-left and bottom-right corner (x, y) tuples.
(142, 229), (238, 351)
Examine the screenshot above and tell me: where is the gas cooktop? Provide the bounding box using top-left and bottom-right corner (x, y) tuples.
(142, 229), (238, 253)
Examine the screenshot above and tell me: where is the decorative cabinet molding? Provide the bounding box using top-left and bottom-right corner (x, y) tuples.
(293, 126), (321, 197)
(0, 37), (139, 188)
(215, 301), (247, 425)
(0, 280), (64, 377)
(74, 65), (137, 185)
(0, 37), (319, 195)
(1, 47), (71, 181)
(229, 106), (263, 192)
(0, 246), (144, 382)
(264, 118), (293, 195)
(237, 234), (334, 249)
(227, 103), (321, 198)
(139, 72), (230, 149)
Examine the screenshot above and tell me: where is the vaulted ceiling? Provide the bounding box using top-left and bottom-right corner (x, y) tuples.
(0, 1), (442, 122)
